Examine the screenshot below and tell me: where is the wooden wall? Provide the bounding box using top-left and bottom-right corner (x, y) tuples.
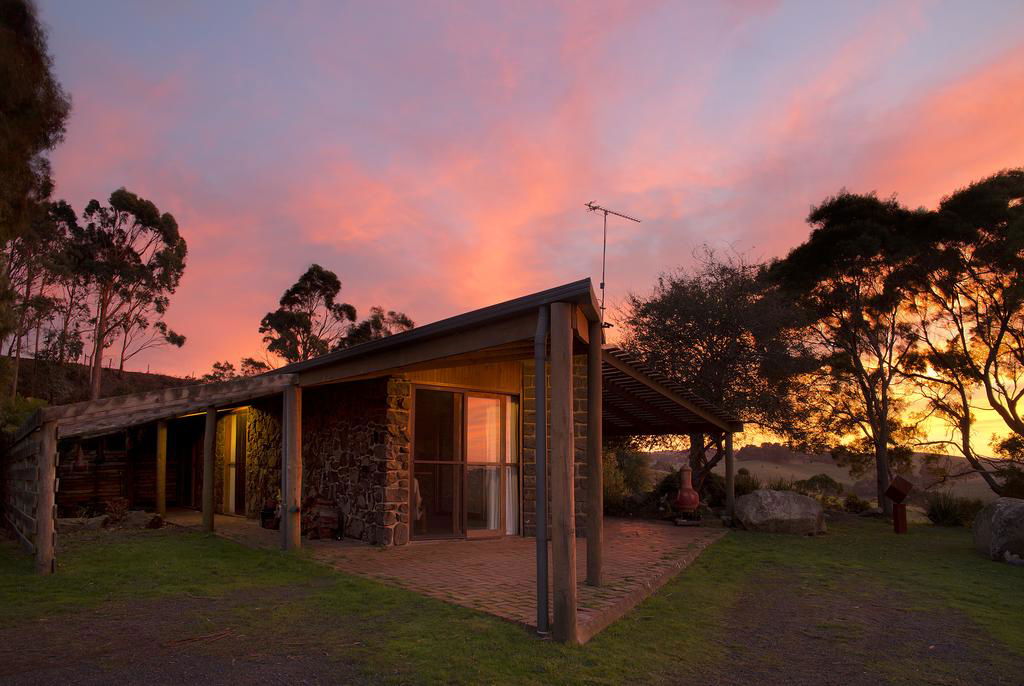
(405, 360), (523, 394)
(2, 429), (42, 552)
(55, 418), (204, 516)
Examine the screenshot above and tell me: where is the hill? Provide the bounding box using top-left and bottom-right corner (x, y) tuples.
(647, 443), (998, 504)
(3, 357), (194, 407)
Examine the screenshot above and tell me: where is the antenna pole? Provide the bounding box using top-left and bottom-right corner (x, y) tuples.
(585, 201), (641, 327)
(600, 210), (608, 322)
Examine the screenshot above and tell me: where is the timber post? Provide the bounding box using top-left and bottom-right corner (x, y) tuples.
(35, 420), (58, 575)
(549, 302), (578, 643)
(202, 407), (216, 531)
(586, 317), (603, 587)
(156, 420), (168, 517)
(725, 432), (735, 519)
(281, 383), (302, 551)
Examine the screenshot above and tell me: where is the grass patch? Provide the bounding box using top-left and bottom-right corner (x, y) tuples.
(1, 517), (1022, 684)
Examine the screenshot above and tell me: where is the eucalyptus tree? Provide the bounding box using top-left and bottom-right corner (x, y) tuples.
(337, 306), (414, 349)
(902, 168), (1024, 496)
(0, 0), (70, 337)
(74, 189), (187, 399)
(768, 194), (923, 514)
(259, 264), (357, 363)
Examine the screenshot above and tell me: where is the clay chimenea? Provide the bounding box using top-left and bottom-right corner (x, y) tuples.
(675, 463), (701, 516)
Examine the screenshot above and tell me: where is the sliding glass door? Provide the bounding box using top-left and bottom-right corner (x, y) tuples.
(412, 387), (519, 540)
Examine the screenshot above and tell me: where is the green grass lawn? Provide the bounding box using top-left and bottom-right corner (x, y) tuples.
(1, 518), (1022, 685)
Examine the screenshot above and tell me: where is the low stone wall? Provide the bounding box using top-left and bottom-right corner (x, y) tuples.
(522, 356), (588, 538)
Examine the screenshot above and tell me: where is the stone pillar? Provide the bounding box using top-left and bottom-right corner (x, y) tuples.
(549, 302), (578, 644)
(35, 420), (57, 575)
(281, 384), (302, 551)
(725, 432), (735, 518)
(202, 408), (216, 532)
(586, 318), (603, 587)
(156, 420), (168, 517)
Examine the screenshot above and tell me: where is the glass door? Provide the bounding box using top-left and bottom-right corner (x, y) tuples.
(465, 394), (504, 536)
(412, 389), (462, 538)
(411, 386), (520, 540)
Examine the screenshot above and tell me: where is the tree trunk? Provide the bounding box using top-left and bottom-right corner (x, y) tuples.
(89, 293), (109, 400)
(875, 437), (892, 516)
(119, 328), (128, 371)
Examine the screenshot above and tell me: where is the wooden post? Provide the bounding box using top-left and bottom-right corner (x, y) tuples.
(586, 318), (603, 587)
(281, 384), (302, 551)
(725, 432), (735, 519)
(202, 407), (216, 532)
(549, 302), (578, 643)
(35, 420), (57, 575)
(156, 420), (168, 517)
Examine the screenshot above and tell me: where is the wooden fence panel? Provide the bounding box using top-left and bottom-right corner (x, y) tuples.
(3, 429), (41, 553)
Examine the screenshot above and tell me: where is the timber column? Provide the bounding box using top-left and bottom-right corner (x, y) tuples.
(586, 317), (603, 586)
(202, 408), (216, 531)
(549, 303), (578, 643)
(725, 432), (736, 519)
(155, 420), (168, 517)
(36, 420), (58, 575)
(281, 383), (302, 551)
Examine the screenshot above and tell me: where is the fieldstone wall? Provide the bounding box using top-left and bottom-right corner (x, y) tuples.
(300, 377), (412, 546)
(246, 396), (282, 516)
(522, 355), (588, 538)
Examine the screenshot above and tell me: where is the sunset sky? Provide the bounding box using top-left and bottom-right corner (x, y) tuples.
(37, 1), (1024, 446)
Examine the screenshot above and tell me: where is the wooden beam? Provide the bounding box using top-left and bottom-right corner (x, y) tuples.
(725, 432), (735, 518)
(35, 420), (57, 575)
(202, 408), (216, 532)
(604, 377), (686, 427)
(586, 318), (603, 587)
(281, 384), (302, 551)
(156, 420), (168, 517)
(602, 352), (736, 432)
(549, 302), (578, 644)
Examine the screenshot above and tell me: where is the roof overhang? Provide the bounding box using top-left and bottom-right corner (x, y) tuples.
(16, 373), (298, 441)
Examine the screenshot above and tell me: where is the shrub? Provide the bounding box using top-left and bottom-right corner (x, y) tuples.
(765, 476), (797, 492)
(603, 457), (629, 511)
(105, 497), (130, 524)
(737, 467), (751, 477)
(734, 471), (761, 497)
(701, 471), (726, 507)
(842, 493), (872, 514)
(924, 492), (986, 527)
(795, 473), (844, 497)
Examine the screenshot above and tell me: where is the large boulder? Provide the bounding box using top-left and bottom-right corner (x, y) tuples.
(972, 497), (1024, 562)
(734, 489), (826, 535)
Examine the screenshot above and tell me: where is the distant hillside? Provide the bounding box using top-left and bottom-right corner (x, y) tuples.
(648, 443), (999, 503)
(4, 357), (194, 406)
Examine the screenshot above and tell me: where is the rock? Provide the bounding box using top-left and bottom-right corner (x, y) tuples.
(734, 489), (826, 535)
(57, 515), (108, 532)
(118, 510), (162, 529)
(972, 497), (1024, 562)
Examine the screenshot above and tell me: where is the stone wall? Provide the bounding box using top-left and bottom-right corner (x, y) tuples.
(522, 355), (588, 537)
(300, 377), (412, 545)
(246, 397), (282, 516)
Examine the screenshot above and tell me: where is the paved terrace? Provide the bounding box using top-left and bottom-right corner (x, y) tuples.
(165, 510), (724, 643)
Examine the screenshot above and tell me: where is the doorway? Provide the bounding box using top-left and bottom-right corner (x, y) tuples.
(224, 411), (248, 515)
(411, 387), (519, 540)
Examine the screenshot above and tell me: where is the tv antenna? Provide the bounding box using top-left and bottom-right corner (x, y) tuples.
(585, 201), (641, 326)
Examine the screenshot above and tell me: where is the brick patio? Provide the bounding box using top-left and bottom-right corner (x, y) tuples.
(165, 510), (725, 643)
